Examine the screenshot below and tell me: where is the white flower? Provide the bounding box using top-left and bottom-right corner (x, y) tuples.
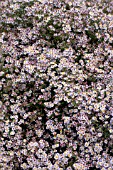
(85, 142), (89, 147)
(21, 163), (27, 169)
(63, 116), (70, 124)
(98, 133), (102, 137)
(94, 143), (103, 153)
(23, 59), (35, 74)
(10, 3), (20, 10)
(46, 16), (51, 22)
(44, 102), (54, 108)
(54, 163), (59, 169)
(89, 11), (94, 16)
(33, 167), (38, 170)
(68, 2), (72, 6)
(21, 149), (27, 155)
(73, 163), (85, 170)
(0, 71), (4, 77)
(24, 46), (34, 54)
(10, 131), (15, 135)
(5, 126), (9, 133)
(52, 143), (59, 149)
(54, 153), (61, 160)
(63, 24), (71, 33)
(9, 151), (14, 156)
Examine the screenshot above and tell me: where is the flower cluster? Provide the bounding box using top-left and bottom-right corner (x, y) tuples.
(0, 0), (113, 169)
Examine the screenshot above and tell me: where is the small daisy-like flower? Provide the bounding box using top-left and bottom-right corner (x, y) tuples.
(54, 162), (60, 169)
(10, 131), (15, 136)
(73, 163), (85, 170)
(54, 153), (61, 160)
(5, 126), (9, 133)
(85, 142), (89, 147)
(104, 163), (109, 168)
(101, 168), (106, 170)
(108, 168), (112, 170)
(100, 105), (106, 113)
(63, 116), (70, 124)
(35, 129), (43, 137)
(45, 16), (51, 22)
(77, 126), (86, 137)
(63, 24), (71, 33)
(33, 167), (38, 170)
(89, 11), (94, 16)
(94, 103), (100, 112)
(94, 143), (103, 153)
(52, 143), (59, 149)
(9, 151), (14, 156)
(44, 101), (54, 108)
(97, 133), (102, 137)
(39, 139), (45, 148)
(21, 163), (27, 169)
(24, 46), (35, 54)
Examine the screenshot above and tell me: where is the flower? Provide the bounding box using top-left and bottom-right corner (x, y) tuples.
(33, 167), (38, 170)
(54, 153), (61, 160)
(63, 24), (71, 33)
(21, 163), (27, 169)
(73, 163), (86, 170)
(94, 143), (103, 153)
(52, 143), (59, 149)
(63, 116), (70, 124)
(54, 162), (60, 169)
(24, 46), (34, 54)
(10, 131), (15, 136)
(35, 130), (43, 137)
